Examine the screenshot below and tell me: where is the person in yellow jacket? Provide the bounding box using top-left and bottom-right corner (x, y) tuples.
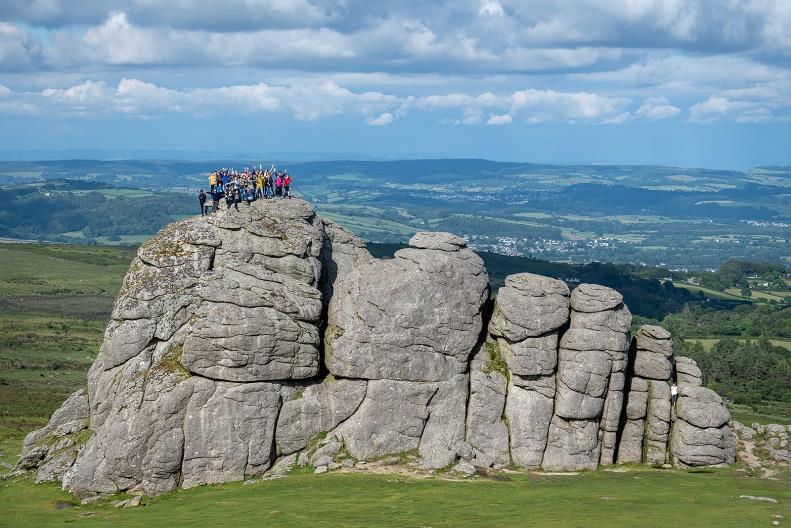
(255, 172), (264, 199)
(209, 171), (218, 192)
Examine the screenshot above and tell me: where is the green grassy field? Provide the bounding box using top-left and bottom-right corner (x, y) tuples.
(685, 338), (791, 352)
(728, 402), (791, 425)
(0, 243), (134, 475)
(667, 281), (754, 302)
(724, 288), (789, 302)
(2, 468), (790, 528)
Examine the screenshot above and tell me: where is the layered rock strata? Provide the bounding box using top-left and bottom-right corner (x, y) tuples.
(15, 199), (737, 498)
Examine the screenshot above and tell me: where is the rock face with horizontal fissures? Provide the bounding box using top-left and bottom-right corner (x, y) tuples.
(15, 200), (735, 497)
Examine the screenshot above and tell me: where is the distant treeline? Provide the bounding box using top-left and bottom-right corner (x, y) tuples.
(2, 181), (194, 242)
(693, 260), (789, 291)
(685, 338), (790, 403)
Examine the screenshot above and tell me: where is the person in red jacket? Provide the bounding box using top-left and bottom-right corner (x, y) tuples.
(283, 173), (292, 199)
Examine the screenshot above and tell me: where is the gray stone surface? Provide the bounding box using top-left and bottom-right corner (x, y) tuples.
(616, 419), (646, 464)
(182, 380), (282, 488)
(670, 386), (735, 467)
(542, 416), (601, 471)
(61, 200), (366, 498)
(333, 375), (469, 469)
(675, 356), (703, 387)
(569, 283), (623, 313)
(334, 379), (435, 461)
(671, 421), (736, 467)
(489, 273), (569, 342)
(319, 220), (373, 306)
(632, 326), (673, 380)
(506, 380), (554, 469)
(418, 375), (469, 468)
(732, 421), (757, 441)
(275, 378), (367, 455)
(13, 389), (89, 482)
(616, 377), (648, 464)
(465, 346), (510, 467)
(553, 344), (612, 420)
(497, 335), (558, 377)
(598, 387), (625, 466)
(326, 232), (489, 381)
(644, 380), (671, 465)
(674, 386), (731, 429)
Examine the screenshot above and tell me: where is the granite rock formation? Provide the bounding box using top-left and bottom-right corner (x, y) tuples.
(14, 199), (736, 497)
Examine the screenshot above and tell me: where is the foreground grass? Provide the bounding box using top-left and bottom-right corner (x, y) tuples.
(0, 244), (131, 470)
(2, 468), (789, 528)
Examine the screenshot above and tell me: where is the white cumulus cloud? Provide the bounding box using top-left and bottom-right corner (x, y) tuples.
(367, 112), (394, 126)
(486, 113), (511, 125)
(635, 96), (681, 120)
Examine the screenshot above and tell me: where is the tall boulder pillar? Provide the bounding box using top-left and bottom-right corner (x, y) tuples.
(635, 326), (673, 465)
(617, 325), (673, 465)
(542, 284), (630, 471)
(485, 273), (570, 469)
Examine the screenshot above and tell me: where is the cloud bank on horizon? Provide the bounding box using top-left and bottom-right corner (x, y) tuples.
(0, 0), (789, 165)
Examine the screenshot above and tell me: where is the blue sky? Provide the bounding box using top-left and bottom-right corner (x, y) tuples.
(0, 0), (789, 167)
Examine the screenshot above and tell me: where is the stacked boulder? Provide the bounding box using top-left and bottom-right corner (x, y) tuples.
(484, 273), (570, 469)
(14, 199), (738, 498)
(617, 326), (673, 465)
(300, 231), (490, 468)
(543, 284), (631, 470)
(671, 386), (736, 467)
(674, 356), (703, 388)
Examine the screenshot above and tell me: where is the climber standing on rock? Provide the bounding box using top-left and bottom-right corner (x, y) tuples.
(210, 187), (221, 212)
(283, 172), (292, 198)
(267, 169), (275, 198)
(198, 189), (207, 216)
(255, 171), (264, 199)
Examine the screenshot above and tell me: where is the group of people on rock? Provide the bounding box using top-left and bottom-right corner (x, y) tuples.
(198, 166), (293, 215)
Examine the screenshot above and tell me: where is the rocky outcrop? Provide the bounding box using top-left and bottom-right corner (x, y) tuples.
(15, 199), (737, 498)
(542, 284), (630, 471)
(671, 386), (736, 467)
(675, 356), (703, 388)
(733, 422), (791, 465)
(616, 327), (673, 465)
(325, 231), (488, 381)
(13, 389), (89, 484)
(489, 273), (569, 469)
(465, 344), (510, 467)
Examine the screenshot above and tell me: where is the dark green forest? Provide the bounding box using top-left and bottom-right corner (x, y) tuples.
(685, 338), (791, 403)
